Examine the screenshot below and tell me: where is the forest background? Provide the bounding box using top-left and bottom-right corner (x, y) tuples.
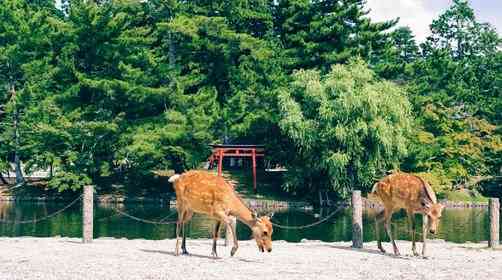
(0, 0), (500, 202)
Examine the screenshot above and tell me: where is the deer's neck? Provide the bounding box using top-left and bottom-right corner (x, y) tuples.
(231, 197), (256, 228)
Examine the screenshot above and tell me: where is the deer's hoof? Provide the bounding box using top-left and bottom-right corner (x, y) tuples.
(211, 251), (218, 258)
(230, 247), (237, 257)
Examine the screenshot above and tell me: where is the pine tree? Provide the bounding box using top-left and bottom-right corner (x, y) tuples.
(0, 0), (59, 184)
(165, 4), (284, 141)
(273, 0), (396, 72)
(374, 27), (419, 80)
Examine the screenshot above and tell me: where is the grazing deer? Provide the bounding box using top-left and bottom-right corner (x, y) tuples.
(168, 170), (273, 257)
(371, 172), (444, 256)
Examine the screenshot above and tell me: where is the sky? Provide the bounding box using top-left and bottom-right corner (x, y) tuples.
(366, 0), (502, 42)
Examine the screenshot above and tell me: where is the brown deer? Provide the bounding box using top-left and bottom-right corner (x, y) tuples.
(371, 172), (444, 256)
(168, 170), (273, 257)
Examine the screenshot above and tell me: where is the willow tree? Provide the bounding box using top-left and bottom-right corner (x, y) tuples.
(278, 59), (412, 197)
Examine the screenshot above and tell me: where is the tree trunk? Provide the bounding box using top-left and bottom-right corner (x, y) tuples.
(11, 85), (24, 185)
(0, 173), (8, 185)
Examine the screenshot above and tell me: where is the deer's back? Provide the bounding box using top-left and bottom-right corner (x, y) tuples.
(174, 171), (235, 213)
(373, 173), (425, 210)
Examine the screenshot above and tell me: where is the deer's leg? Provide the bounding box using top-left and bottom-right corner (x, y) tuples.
(212, 220), (222, 257)
(181, 210), (193, 255)
(422, 214), (428, 257)
(383, 209), (400, 256)
(408, 211), (418, 256)
(375, 210), (386, 253)
(215, 212), (239, 257)
(175, 209), (184, 256)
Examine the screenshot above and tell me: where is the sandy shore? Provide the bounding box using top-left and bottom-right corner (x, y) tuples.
(0, 237), (501, 280)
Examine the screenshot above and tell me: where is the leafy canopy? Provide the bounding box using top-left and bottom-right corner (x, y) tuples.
(278, 58), (412, 197)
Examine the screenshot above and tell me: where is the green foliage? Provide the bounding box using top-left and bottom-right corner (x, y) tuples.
(374, 27), (418, 80)
(416, 0), (501, 121)
(0, 0), (500, 200)
(423, 0), (500, 60)
(402, 0), (502, 194)
(0, 0), (62, 183)
(48, 171), (91, 192)
(413, 171), (452, 197)
(278, 59), (412, 197)
(1, 0), (217, 191)
(273, 0), (397, 72)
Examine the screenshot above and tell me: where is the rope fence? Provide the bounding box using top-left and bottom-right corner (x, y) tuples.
(110, 207), (178, 225)
(0, 195), (82, 225)
(269, 203), (346, 230)
(0, 186), (499, 248)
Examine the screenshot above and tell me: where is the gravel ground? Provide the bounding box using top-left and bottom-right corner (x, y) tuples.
(1, 237), (501, 280)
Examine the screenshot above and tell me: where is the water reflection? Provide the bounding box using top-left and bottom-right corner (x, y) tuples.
(0, 202), (495, 243)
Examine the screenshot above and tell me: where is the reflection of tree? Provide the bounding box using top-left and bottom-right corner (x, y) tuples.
(364, 208), (490, 243)
(440, 209), (488, 243)
(186, 214), (216, 239)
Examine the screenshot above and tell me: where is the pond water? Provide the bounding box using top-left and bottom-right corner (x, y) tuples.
(0, 202), (495, 243)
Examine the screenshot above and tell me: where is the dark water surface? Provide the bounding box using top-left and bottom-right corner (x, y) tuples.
(0, 202), (495, 243)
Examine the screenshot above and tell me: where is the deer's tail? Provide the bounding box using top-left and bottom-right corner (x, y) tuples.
(168, 174), (181, 183)
(371, 182), (380, 194)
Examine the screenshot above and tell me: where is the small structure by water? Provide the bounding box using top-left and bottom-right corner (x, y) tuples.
(208, 144), (265, 192)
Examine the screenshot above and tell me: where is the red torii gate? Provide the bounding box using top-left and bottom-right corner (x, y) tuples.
(208, 144), (265, 193)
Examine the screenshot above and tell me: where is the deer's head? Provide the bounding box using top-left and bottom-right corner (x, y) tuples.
(423, 202), (444, 234)
(251, 212), (274, 253)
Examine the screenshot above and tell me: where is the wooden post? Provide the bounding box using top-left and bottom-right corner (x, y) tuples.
(352, 190), (363, 248)
(82, 185), (94, 243)
(489, 198), (499, 248)
(217, 149), (223, 176)
(225, 216), (237, 247)
(252, 148), (257, 193)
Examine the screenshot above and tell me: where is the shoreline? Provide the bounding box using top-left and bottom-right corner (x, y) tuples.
(0, 194), (489, 209)
(363, 198), (489, 209)
(0, 194), (312, 209)
(0, 237), (500, 280)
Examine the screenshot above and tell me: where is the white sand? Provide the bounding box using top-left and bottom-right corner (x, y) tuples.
(0, 237), (501, 280)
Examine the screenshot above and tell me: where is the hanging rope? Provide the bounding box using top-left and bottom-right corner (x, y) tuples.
(270, 203), (347, 229)
(110, 206), (179, 225)
(0, 195), (83, 224)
